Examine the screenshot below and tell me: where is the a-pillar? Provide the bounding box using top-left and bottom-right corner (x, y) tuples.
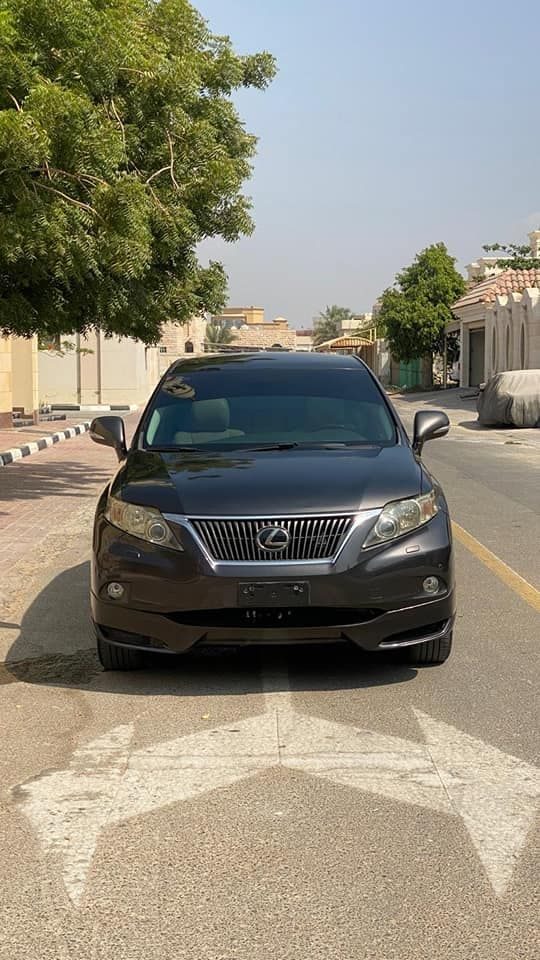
(12, 336), (39, 423)
(0, 336), (13, 428)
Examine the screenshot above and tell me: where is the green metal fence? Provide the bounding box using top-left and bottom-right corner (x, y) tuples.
(399, 359), (422, 389)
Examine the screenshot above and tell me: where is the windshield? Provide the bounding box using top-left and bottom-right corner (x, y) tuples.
(142, 365), (397, 450)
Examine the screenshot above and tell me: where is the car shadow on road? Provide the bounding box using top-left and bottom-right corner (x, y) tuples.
(3, 561), (419, 694)
(0, 457), (112, 504)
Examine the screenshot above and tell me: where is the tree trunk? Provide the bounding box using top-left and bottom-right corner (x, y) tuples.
(443, 336), (448, 390)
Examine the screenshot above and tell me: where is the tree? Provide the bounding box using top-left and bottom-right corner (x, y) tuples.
(313, 305), (355, 345)
(0, 0), (276, 343)
(378, 244), (465, 369)
(204, 319), (236, 350)
(482, 240), (540, 270)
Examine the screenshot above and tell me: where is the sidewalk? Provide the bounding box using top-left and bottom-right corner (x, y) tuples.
(0, 414), (139, 585)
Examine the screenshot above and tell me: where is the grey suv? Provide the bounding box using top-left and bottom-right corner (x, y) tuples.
(90, 352), (454, 669)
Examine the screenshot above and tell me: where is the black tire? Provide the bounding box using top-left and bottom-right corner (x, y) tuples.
(97, 634), (144, 671)
(408, 631), (453, 666)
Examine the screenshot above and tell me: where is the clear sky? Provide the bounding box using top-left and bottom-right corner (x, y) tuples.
(197, 0), (540, 328)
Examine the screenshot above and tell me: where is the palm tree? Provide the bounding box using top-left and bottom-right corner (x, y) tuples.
(313, 305), (355, 345)
(204, 320), (237, 352)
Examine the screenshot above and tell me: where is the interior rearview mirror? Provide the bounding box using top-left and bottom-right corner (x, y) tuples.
(412, 410), (450, 456)
(89, 416), (127, 461)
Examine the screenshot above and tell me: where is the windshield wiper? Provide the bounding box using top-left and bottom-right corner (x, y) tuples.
(310, 442), (350, 448)
(297, 441), (380, 449)
(246, 442), (300, 452)
(341, 441), (381, 447)
(147, 445), (206, 453)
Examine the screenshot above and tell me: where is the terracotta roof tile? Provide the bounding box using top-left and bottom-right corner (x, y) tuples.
(453, 269), (540, 309)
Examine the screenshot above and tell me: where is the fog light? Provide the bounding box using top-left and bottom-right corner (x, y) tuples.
(423, 576), (440, 595)
(107, 582), (125, 600)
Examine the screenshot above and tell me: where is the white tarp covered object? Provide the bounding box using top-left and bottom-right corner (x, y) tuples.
(477, 370), (540, 427)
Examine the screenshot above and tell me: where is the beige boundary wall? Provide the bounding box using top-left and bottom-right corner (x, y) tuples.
(0, 336), (12, 427)
(39, 333), (160, 407)
(0, 336), (40, 427)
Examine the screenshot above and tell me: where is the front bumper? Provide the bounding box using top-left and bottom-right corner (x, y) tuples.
(91, 510), (456, 654)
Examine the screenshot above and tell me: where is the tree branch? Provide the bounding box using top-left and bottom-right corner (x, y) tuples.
(44, 167), (108, 187)
(118, 67), (154, 78)
(6, 90), (22, 111)
(145, 165), (171, 185)
(34, 181), (104, 220)
(166, 130), (180, 191)
(146, 182), (172, 217)
(144, 133), (182, 191)
(110, 98), (127, 157)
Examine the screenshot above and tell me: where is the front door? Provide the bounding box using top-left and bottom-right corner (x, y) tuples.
(469, 329), (485, 386)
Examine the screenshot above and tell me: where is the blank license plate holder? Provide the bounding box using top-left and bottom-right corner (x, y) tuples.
(238, 582), (310, 607)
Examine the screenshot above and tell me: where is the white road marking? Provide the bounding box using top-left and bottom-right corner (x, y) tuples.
(414, 710), (540, 897)
(279, 711), (453, 814)
(17, 724), (134, 904)
(14, 668), (540, 904)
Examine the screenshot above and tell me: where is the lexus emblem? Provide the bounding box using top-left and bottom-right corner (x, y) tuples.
(256, 526), (290, 552)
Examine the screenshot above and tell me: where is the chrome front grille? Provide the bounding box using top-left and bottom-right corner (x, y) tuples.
(190, 515), (354, 563)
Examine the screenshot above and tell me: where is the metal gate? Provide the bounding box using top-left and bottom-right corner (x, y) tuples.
(399, 359), (422, 389)
(469, 329), (485, 387)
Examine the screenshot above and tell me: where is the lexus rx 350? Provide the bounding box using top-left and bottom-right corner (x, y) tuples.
(90, 352), (455, 670)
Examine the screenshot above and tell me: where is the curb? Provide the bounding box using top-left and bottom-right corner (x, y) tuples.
(49, 404), (138, 413)
(0, 422), (91, 468)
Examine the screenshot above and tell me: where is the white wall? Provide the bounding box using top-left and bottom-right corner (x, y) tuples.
(100, 336), (159, 405)
(453, 288), (540, 387)
(485, 289), (540, 378)
(38, 333), (159, 407)
(39, 343), (79, 406)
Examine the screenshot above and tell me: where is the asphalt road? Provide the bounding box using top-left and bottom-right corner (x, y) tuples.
(0, 404), (539, 960)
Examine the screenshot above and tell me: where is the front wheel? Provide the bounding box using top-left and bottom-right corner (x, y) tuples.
(408, 631), (453, 666)
(97, 634), (144, 671)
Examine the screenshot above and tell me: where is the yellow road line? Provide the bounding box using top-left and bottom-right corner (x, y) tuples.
(452, 522), (540, 613)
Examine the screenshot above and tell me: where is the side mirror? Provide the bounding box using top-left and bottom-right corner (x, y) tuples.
(412, 410), (450, 456)
(89, 416), (127, 461)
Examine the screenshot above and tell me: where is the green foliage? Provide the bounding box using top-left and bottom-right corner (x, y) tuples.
(313, 305), (355, 345)
(445, 331), (460, 366)
(204, 319), (235, 349)
(482, 241), (540, 271)
(378, 244), (465, 364)
(0, 0), (276, 342)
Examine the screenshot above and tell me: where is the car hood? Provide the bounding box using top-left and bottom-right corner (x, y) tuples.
(113, 446), (423, 515)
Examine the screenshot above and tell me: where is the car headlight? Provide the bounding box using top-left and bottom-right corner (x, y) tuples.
(363, 490), (439, 548)
(105, 495), (183, 551)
